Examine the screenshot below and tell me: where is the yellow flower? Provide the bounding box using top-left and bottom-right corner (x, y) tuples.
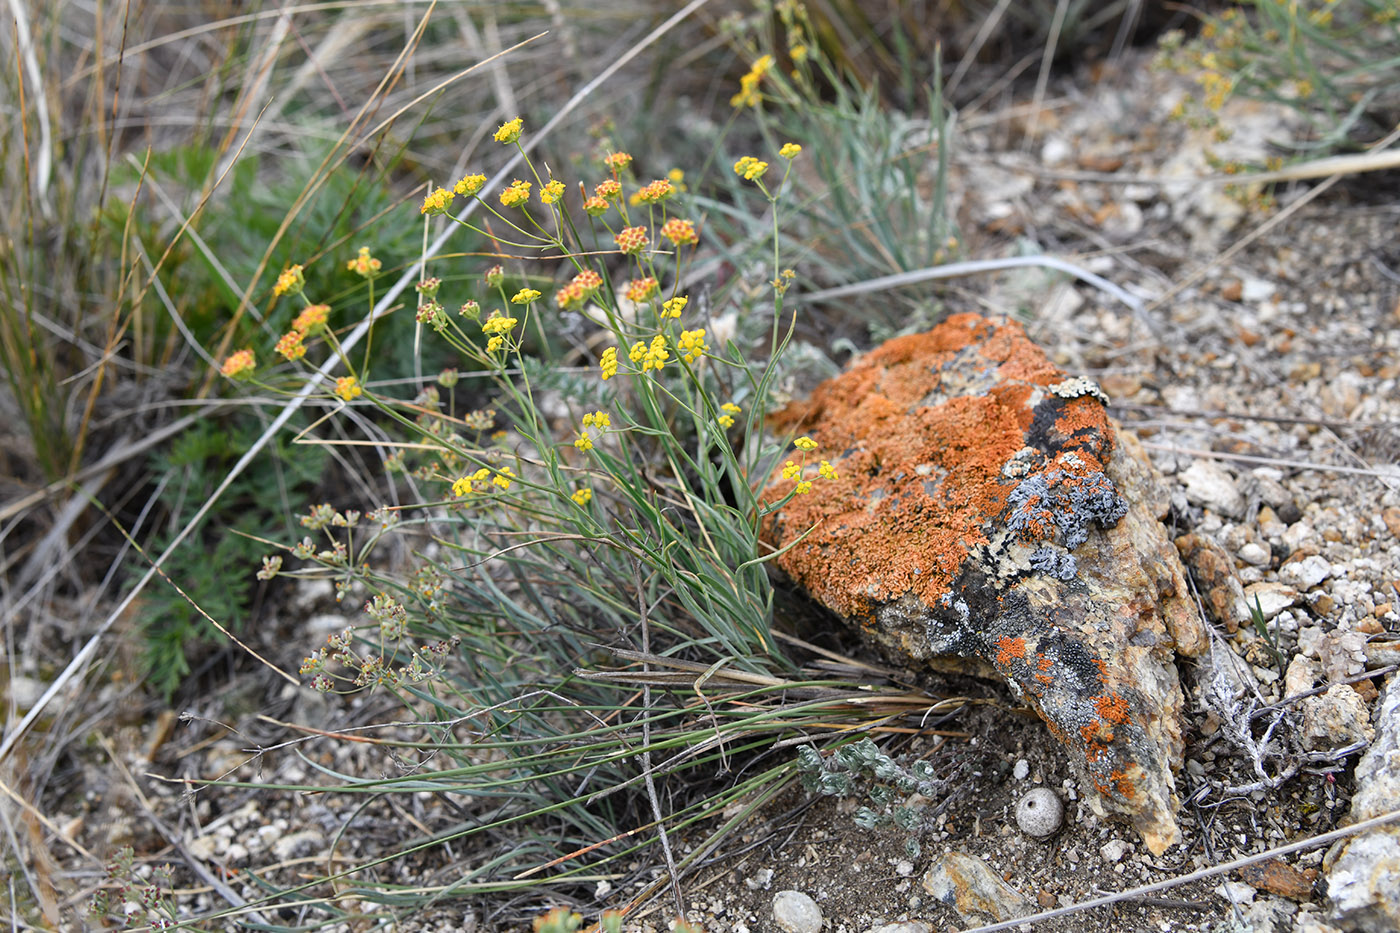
(346, 246), (381, 278)
(667, 167), (687, 191)
(818, 460), (838, 481)
(574, 432), (594, 451)
(275, 330), (306, 361)
(636, 179), (674, 203)
(660, 218), (698, 246)
(492, 468), (515, 490)
(420, 187), (454, 215)
(582, 410), (610, 428)
(600, 346), (618, 380)
(779, 142), (802, 159)
(292, 303), (330, 335)
(662, 295), (688, 319)
(572, 269), (603, 292)
(626, 277), (659, 303)
(540, 179), (566, 204)
(615, 225), (648, 254)
(273, 264), (305, 297)
(571, 488), (593, 506)
(790, 44), (808, 64)
(583, 195), (609, 216)
(677, 328), (708, 364)
(555, 282), (585, 310)
(733, 156), (769, 181)
(220, 348), (256, 380)
(781, 460), (801, 481)
(452, 476), (472, 497)
(795, 480), (813, 495)
(511, 288), (542, 305)
(481, 314), (518, 335)
(334, 376), (362, 402)
(485, 335), (504, 353)
(603, 151), (632, 172)
(500, 179), (532, 208)
(454, 173), (486, 196)
(718, 401), (741, 428)
(794, 436), (818, 451)
(494, 117), (523, 144)
(595, 178), (622, 200)
(632, 335), (669, 372)
(731, 54), (773, 108)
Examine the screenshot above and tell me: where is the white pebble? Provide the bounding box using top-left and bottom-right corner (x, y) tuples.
(773, 890), (822, 933)
(1279, 555), (1331, 590)
(1015, 787), (1064, 838)
(1013, 758), (1030, 781)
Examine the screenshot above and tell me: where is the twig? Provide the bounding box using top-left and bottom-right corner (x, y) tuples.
(960, 806), (1400, 933)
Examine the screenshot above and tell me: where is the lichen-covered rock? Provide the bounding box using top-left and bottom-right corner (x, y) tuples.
(763, 313), (1204, 854)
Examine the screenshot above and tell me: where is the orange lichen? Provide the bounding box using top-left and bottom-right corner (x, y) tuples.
(995, 636), (1027, 665)
(1093, 692), (1132, 725)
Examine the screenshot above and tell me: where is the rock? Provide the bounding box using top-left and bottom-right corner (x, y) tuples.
(1180, 460), (1245, 518)
(1100, 839), (1131, 862)
(1244, 582), (1300, 621)
(922, 851), (1032, 926)
(1238, 858), (1319, 901)
(1281, 555), (1333, 591)
(772, 890), (822, 933)
(1013, 758), (1030, 781)
(1302, 685), (1375, 752)
(762, 314), (1204, 854)
(866, 924), (932, 933)
(1239, 541), (1271, 567)
(271, 828), (323, 861)
(1382, 507), (1400, 540)
(1015, 788), (1064, 838)
(1324, 673), (1400, 931)
(1176, 532), (1249, 632)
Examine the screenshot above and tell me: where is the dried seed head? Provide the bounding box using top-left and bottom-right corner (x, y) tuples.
(1016, 787), (1064, 838)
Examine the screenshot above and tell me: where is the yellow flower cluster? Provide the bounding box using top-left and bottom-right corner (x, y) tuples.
(511, 288), (541, 305)
(660, 218), (698, 246)
(603, 151), (632, 172)
(779, 142), (802, 159)
(335, 376), (362, 402)
(500, 179), (532, 208)
(582, 410), (610, 429)
(421, 187), (454, 215)
(274, 264), (305, 297)
(731, 54), (773, 108)
(275, 330), (306, 361)
(481, 314), (518, 336)
(615, 225), (648, 254)
(221, 348), (256, 380)
(346, 246), (381, 278)
(571, 488), (593, 506)
(600, 347), (618, 380)
(677, 328), (707, 364)
(574, 432), (594, 451)
(626, 277), (659, 303)
(541, 179), (566, 204)
(635, 179), (673, 204)
(292, 303), (329, 335)
(453, 467), (490, 497)
(662, 295), (687, 319)
(718, 401), (741, 429)
(494, 117), (523, 144)
(794, 435), (817, 451)
(734, 156), (769, 181)
(629, 335), (669, 372)
(455, 173), (486, 196)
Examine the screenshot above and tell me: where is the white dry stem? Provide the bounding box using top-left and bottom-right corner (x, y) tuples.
(0, 0), (716, 765)
(6, 0), (53, 218)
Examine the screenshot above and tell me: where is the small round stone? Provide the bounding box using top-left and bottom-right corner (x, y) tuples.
(772, 890), (822, 933)
(1015, 787), (1064, 838)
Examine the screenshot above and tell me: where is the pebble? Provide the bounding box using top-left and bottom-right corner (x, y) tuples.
(772, 890), (822, 933)
(1100, 839), (1131, 863)
(1013, 758), (1029, 781)
(1181, 460), (1245, 518)
(1015, 788), (1064, 838)
(1239, 542), (1271, 567)
(1279, 555), (1332, 590)
(1243, 581), (1299, 621)
(866, 923), (932, 933)
(745, 868), (774, 890)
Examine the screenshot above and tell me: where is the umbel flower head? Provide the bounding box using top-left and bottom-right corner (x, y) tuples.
(347, 246), (381, 278)
(220, 348), (256, 381)
(494, 117), (523, 144)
